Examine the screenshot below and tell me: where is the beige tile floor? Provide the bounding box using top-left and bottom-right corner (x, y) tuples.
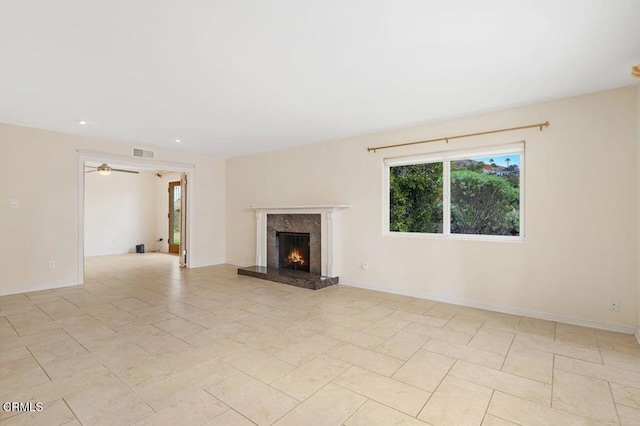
(1, 253), (640, 425)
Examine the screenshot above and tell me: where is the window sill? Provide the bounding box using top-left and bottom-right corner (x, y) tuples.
(384, 231), (525, 243)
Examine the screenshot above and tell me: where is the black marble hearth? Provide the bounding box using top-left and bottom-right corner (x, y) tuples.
(237, 266), (338, 290)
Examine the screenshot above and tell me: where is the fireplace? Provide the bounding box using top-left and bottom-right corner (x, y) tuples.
(277, 232), (310, 272)
(266, 214), (321, 275)
(237, 205), (348, 290)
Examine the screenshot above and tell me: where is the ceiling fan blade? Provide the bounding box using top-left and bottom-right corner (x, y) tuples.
(111, 168), (139, 174)
(84, 170), (98, 173)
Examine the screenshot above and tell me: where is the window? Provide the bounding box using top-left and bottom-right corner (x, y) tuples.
(385, 143), (524, 240)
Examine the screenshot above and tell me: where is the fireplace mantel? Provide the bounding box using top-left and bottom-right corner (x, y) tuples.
(251, 205), (350, 213)
(251, 205), (349, 277)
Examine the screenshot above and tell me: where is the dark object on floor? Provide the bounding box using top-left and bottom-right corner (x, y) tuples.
(237, 266), (338, 290)
(136, 244), (145, 253)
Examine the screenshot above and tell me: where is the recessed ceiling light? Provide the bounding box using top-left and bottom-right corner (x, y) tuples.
(77, 119), (88, 125)
(175, 139), (182, 143)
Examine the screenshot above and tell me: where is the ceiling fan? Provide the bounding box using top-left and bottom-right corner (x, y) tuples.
(84, 163), (139, 175)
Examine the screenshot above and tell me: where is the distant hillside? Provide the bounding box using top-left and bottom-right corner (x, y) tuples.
(452, 159), (519, 175)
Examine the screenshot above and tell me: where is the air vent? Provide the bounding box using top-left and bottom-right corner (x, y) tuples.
(133, 148), (154, 159)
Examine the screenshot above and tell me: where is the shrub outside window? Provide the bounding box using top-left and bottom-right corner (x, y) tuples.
(385, 144), (524, 240)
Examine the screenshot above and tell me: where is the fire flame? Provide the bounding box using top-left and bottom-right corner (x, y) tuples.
(287, 248), (305, 266)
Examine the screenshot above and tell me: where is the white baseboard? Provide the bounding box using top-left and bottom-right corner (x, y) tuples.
(188, 258), (228, 268)
(341, 279), (637, 335)
(225, 259), (254, 267)
(635, 327), (640, 345)
(85, 249), (132, 257)
(0, 281), (80, 298)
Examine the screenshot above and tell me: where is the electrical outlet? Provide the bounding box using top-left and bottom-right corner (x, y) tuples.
(48, 261), (56, 270)
(609, 298), (620, 312)
(361, 261), (369, 270)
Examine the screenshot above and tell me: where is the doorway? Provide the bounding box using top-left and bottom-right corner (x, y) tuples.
(168, 181), (181, 254)
(78, 151), (194, 285)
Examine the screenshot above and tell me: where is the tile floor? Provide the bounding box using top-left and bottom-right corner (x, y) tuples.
(1, 253), (640, 425)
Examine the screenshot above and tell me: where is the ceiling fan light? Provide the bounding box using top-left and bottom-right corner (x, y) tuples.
(97, 163), (112, 175)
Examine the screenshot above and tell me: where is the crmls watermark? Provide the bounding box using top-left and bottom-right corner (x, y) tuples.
(2, 402), (43, 412)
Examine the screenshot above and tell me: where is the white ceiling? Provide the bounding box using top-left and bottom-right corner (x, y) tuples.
(0, 1), (638, 157)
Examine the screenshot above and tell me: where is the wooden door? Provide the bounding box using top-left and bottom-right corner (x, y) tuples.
(168, 181), (181, 254)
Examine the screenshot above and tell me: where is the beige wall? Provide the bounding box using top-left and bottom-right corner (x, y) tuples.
(85, 170), (157, 256)
(226, 86), (639, 331)
(0, 123), (226, 295)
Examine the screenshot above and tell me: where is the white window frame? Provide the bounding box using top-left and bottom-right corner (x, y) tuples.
(383, 142), (525, 242)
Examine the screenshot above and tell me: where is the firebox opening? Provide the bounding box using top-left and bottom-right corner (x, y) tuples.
(276, 232), (311, 272)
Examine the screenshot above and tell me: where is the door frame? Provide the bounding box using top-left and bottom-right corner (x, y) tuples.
(77, 149), (195, 285)
(168, 180), (181, 254)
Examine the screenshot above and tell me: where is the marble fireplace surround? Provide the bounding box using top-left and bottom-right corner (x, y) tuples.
(268, 214), (320, 274)
(253, 206), (349, 278)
